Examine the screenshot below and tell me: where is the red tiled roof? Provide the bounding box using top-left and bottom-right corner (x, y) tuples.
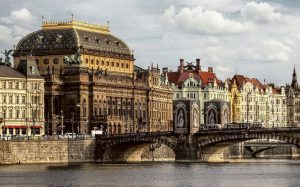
(167, 70), (219, 87)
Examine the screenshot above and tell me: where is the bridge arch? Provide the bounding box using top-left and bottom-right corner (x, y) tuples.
(197, 133), (300, 162)
(97, 136), (177, 162)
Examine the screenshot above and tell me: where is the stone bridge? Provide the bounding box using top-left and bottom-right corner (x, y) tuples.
(95, 128), (300, 162)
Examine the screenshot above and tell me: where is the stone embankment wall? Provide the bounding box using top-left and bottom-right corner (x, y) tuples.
(0, 139), (95, 164)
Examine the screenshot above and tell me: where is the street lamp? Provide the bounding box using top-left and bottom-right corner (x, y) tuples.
(61, 110), (64, 135)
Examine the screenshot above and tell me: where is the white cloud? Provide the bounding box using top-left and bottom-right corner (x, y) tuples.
(161, 5), (254, 34)
(241, 2), (282, 23)
(1, 8), (35, 26)
(0, 8), (36, 50)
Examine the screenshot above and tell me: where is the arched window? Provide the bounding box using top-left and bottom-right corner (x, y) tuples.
(53, 58), (59, 64)
(85, 58), (88, 64)
(44, 59), (49, 64)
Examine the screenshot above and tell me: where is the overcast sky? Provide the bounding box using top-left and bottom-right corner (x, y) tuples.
(0, 0), (299, 86)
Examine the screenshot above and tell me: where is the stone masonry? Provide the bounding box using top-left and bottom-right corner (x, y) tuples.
(0, 139), (95, 164)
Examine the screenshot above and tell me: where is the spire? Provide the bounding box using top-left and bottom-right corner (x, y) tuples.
(292, 65), (298, 89)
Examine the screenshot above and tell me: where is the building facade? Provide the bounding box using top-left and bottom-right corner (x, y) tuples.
(0, 60), (45, 136)
(168, 59), (229, 124)
(230, 75), (286, 127)
(286, 67), (300, 126)
(13, 20), (173, 135)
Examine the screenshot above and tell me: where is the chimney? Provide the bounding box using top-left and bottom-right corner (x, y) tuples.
(162, 67), (168, 74)
(208, 67), (213, 73)
(179, 59), (184, 73)
(196, 58), (201, 71)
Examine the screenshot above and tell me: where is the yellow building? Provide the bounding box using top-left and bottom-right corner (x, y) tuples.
(0, 61), (45, 136)
(228, 79), (242, 123)
(230, 75), (286, 127)
(13, 20), (173, 134)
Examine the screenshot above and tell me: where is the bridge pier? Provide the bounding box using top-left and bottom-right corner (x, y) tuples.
(291, 147), (300, 160)
(174, 135), (197, 161)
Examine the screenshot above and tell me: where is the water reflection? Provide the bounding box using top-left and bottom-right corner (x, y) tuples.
(0, 161), (299, 187)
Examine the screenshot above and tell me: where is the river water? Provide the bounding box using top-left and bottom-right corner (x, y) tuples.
(0, 161), (300, 187)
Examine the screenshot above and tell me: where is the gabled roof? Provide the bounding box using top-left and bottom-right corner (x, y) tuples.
(168, 70), (220, 88)
(231, 74), (277, 93)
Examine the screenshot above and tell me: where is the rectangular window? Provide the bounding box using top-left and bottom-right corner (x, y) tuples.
(3, 95), (6, 103)
(3, 109), (6, 118)
(9, 110), (13, 118)
(22, 110), (26, 118)
(16, 96), (19, 104)
(8, 82), (12, 89)
(9, 95), (13, 103)
(2, 81), (5, 88)
(22, 96), (26, 103)
(16, 110), (20, 119)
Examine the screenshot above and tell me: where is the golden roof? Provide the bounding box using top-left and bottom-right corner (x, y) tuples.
(42, 20), (110, 34)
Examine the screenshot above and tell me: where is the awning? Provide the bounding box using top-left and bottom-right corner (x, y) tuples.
(31, 125), (42, 128)
(3, 125), (27, 128)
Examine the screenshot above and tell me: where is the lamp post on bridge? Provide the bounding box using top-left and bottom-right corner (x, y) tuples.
(61, 110), (64, 135)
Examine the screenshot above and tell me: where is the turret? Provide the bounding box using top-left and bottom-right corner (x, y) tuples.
(292, 65), (298, 89)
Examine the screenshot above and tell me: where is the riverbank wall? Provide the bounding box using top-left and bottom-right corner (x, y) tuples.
(0, 139), (95, 164)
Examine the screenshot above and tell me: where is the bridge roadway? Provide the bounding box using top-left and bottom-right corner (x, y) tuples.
(95, 127), (300, 162)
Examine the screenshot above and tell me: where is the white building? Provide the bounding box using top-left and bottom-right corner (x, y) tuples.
(0, 59), (45, 136)
(167, 59), (229, 124)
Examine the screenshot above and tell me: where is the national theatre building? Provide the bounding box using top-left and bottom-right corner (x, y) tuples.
(13, 20), (173, 135)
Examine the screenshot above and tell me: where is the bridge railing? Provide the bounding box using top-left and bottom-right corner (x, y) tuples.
(197, 127), (300, 134)
(96, 131), (174, 139)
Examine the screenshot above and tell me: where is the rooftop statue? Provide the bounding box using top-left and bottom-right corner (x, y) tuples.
(1, 49), (13, 66)
(64, 47), (82, 65)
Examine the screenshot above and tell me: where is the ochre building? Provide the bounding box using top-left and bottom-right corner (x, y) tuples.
(13, 20), (173, 135)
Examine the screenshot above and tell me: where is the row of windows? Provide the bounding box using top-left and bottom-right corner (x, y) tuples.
(1, 95), (40, 104)
(38, 57), (131, 70)
(1, 81), (41, 90)
(84, 59), (130, 69)
(2, 128), (40, 135)
(1, 109), (42, 119)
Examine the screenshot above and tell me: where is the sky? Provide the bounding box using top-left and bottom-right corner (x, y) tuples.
(0, 0), (299, 86)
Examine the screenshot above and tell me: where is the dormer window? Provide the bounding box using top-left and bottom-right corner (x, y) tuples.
(115, 41), (120, 46)
(36, 35), (43, 44)
(85, 36), (89, 42)
(105, 39), (110, 45)
(96, 39), (100, 44)
(56, 35), (63, 43)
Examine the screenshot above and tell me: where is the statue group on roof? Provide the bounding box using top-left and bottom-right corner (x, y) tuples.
(0, 49), (13, 66)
